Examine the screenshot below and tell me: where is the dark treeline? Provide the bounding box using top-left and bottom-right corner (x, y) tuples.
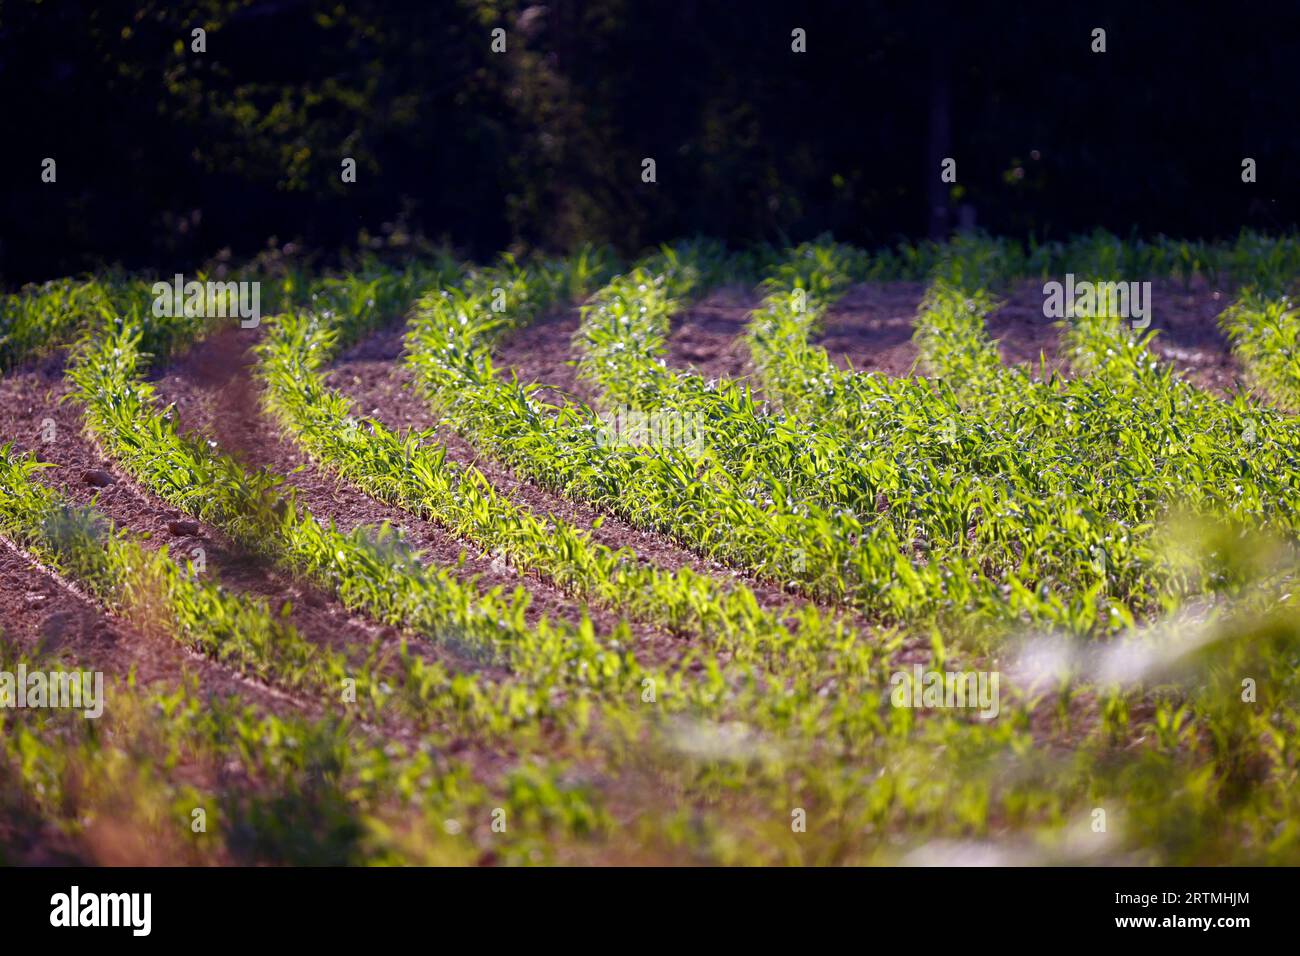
(2, 0), (1298, 284)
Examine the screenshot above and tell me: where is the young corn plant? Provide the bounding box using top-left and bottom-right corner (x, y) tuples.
(1219, 291), (1300, 411)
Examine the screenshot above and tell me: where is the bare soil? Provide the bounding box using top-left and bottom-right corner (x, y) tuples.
(820, 282), (928, 377)
(328, 315), (927, 662)
(151, 326), (698, 670)
(0, 278), (1247, 723)
(665, 285), (764, 389)
(0, 354), (412, 683)
(0, 534), (295, 715)
(818, 277), (1243, 390)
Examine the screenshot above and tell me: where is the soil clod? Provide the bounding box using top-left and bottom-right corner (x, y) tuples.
(82, 468), (116, 487)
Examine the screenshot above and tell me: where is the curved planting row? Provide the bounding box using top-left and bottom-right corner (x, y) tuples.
(65, 310), (659, 717)
(1, 233), (1296, 864)
(1219, 292), (1300, 411)
(255, 262), (888, 691)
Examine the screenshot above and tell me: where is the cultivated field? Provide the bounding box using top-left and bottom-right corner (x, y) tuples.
(1, 233), (1297, 865)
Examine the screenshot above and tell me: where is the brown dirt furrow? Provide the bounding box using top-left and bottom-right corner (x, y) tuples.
(490, 286), (763, 404)
(493, 308), (594, 405)
(331, 323), (743, 581)
(982, 280), (1067, 374)
(664, 284), (762, 389)
(0, 498), (514, 862)
(979, 278), (1244, 393)
(488, 278), (1244, 407)
(977, 277), (1243, 391)
(819, 281), (928, 377)
(1143, 278), (1244, 396)
(0, 534), (301, 716)
(0, 536), (308, 867)
(0, 353), (444, 681)
(325, 320), (923, 661)
(0, 356), (533, 762)
(151, 327), (693, 669)
(330, 322), (810, 593)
